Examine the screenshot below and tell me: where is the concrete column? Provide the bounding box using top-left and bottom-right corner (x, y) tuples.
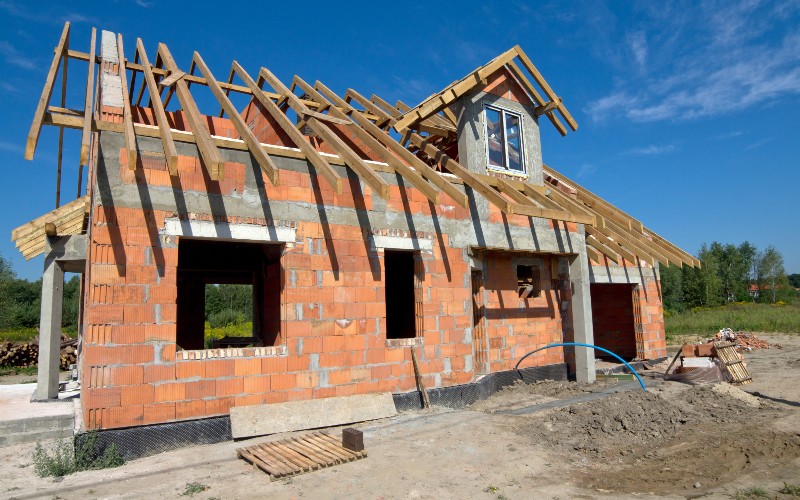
(35, 256), (64, 401)
(569, 230), (596, 383)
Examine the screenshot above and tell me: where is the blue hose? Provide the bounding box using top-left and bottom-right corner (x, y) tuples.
(514, 342), (647, 391)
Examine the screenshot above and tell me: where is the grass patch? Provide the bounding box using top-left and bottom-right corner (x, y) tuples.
(780, 482), (800, 496)
(0, 365), (37, 376)
(32, 432), (124, 478)
(665, 302), (800, 338)
(181, 482), (208, 496)
(0, 328), (78, 343)
(734, 486), (771, 499)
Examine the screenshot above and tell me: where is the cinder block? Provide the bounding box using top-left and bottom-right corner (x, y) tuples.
(342, 428), (364, 452)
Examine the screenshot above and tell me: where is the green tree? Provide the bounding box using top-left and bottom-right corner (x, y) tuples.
(659, 264), (684, 311)
(756, 245), (790, 303)
(788, 273), (800, 288)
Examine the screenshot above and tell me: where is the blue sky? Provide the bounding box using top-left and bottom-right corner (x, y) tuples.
(1, 0), (798, 280)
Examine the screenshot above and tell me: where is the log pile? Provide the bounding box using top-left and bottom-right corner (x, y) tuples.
(0, 334), (78, 370)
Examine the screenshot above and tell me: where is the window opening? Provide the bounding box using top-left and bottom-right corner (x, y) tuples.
(517, 264), (541, 298)
(176, 239), (283, 350)
(385, 250), (418, 339)
(485, 105), (524, 173)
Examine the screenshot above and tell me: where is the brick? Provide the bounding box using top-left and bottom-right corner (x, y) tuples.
(143, 403), (176, 424)
(143, 363), (175, 383)
(176, 361), (205, 379)
(216, 378), (244, 397)
(109, 365), (143, 386)
(176, 400), (206, 420)
(205, 397), (234, 416)
(234, 358), (262, 377)
(121, 384), (154, 406)
(242, 375), (271, 394)
(206, 359), (235, 378)
(154, 382), (186, 402)
(185, 380), (216, 399)
(271, 373), (297, 390)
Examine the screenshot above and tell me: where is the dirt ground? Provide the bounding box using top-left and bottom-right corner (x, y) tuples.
(1, 333), (798, 499)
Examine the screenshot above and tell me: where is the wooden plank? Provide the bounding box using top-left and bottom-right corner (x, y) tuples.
(300, 79), (442, 204)
(25, 22), (70, 160)
(79, 27), (96, 167)
(158, 69), (185, 87)
(585, 236), (620, 265)
(411, 134), (514, 214)
(337, 89), (469, 208)
(585, 225), (637, 264)
(594, 221), (657, 267)
(117, 34), (138, 171)
(157, 43), (225, 179)
(136, 38), (178, 176)
(55, 28), (69, 208)
(506, 61), (567, 136)
(260, 442), (311, 472)
(247, 446), (291, 477)
(307, 433), (353, 462)
(288, 437), (337, 466)
(258, 67), (390, 199)
(194, 53), (279, 186)
(218, 66), (235, 118)
(256, 443), (301, 474)
(232, 63), (341, 193)
(238, 448), (280, 479)
(291, 436), (341, 465)
(513, 45), (578, 131)
(584, 244), (602, 264)
(270, 441), (319, 471)
(392, 47), (517, 132)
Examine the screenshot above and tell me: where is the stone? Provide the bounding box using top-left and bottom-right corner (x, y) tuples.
(230, 393), (397, 439)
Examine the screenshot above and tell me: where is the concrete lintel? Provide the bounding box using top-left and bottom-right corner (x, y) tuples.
(45, 234), (88, 265)
(371, 234), (433, 252)
(162, 218), (296, 243)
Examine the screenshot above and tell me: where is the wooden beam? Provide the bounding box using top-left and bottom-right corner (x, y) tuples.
(232, 62), (341, 193)
(194, 53), (279, 186)
(334, 89), (469, 208)
(302, 80), (441, 204)
(117, 34), (138, 171)
(513, 45), (578, 131)
(218, 67), (235, 118)
(25, 22), (70, 161)
(585, 225), (637, 264)
(157, 43), (225, 179)
(584, 244), (602, 264)
(55, 27), (70, 208)
(534, 100), (559, 117)
(586, 236), (620, 265)
(159, 70), (186, 87)
(506, 61), (567, 136)
(258, 67), (390, 199)
(79, 28), (96, 167)
(594, 221), (657, 267)
(136, 38), (178, 176)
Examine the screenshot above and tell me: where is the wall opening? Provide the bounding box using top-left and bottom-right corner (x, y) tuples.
(590, 283), (637, 360)
(517, 264), (541, 298)
(385, 250), (417, 339)
(176, 239), (283, 350)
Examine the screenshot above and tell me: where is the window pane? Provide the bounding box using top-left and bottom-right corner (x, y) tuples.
(485, 108), (504, 168)
(505, 113), (523, 171)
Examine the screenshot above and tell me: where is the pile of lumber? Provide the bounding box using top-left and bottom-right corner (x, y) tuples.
(0, 334), (77, 369)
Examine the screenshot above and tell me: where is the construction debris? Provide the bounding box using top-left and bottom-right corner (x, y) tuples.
(709, 328), (776, 351)
(0, 334), (77, 369)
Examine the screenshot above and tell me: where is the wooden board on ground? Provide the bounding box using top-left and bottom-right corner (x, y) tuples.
(713, 342), (752, 385)
(237, 431), (367, 480)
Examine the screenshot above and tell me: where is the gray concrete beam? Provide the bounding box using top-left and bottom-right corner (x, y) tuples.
(35, 256), (64, 401)
(569, 226), (596, 383)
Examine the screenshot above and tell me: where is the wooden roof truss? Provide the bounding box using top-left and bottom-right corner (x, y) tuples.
(21, 23), (696, 269)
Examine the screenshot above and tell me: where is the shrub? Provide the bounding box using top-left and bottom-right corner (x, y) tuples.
(32, 432), (124, 478)
(208, 309), (246, 329)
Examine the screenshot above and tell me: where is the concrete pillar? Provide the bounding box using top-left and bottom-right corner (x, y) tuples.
(35, 255), (64, 401)
(569, 229), (596, 383)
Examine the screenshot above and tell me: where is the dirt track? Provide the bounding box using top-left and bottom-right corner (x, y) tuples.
(1, 334), (798, 499)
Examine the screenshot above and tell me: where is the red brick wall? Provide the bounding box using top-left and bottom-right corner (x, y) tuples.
(482, 253), (566, 372)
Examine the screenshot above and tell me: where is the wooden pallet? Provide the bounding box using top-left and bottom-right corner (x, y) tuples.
(237, 431), (367, 480)
(713, 341), (752, 385)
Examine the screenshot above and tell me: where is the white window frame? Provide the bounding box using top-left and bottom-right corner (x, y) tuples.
(484, 104), (525, 174)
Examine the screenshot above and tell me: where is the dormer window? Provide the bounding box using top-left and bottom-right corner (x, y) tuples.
(485, 105), (524, 173)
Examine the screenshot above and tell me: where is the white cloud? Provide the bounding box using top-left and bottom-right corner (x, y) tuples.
(622, 144), (677, 156)
(576, 162), (598, 178)
(0, 140), (23, 154)
(585, 0), (800, 124)
(0, 41), (36, 70)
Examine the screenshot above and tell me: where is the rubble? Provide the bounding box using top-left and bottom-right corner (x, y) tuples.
(709, 328), (777, 351)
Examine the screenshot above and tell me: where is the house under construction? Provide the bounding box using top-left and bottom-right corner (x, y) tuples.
(14, 22), (698, 449)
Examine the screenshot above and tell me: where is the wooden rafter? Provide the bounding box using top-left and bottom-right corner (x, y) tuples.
(79, 27), (97, 167)
(392, 47), (518, 132)
(258, 67), (390, 199)
(157, 43), (225, 180)
(232, 62), (341, 194)
(117, 34), (138, 171)
(136, 38), (178, 176)
(513, 45), (578, 131)
(332, 89), (469, 208)
(25, 22), (70, 161)
(505, 61), (567, 136)
(194, 53), (279, 186)
(298, 79), (442, 205)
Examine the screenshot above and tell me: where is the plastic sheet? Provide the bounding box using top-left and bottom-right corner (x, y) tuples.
(664, 359), (726, 385)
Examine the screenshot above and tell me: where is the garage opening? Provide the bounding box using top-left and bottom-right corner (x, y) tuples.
(176, 239), (283, 350)
(385, 250), (418, 339)
(590, 283), (641, 360)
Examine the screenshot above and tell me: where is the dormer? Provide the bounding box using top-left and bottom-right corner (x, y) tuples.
(455, 66), (544, 185)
